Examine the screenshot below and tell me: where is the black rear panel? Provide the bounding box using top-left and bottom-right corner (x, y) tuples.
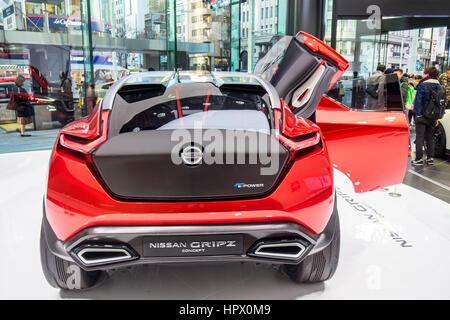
(94, 81), (289, 201)
(93, 129), (288, 200)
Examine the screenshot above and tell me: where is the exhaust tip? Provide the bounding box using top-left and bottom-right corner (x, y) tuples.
(251, 240), (307, 260)
(75, 244), (137, 266)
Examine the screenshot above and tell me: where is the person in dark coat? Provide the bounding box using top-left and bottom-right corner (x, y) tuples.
(11, 75), (34, 137)
(366, 64), (386, 109)
(411, 66), (441, 166)
(384, 67), (394, 75)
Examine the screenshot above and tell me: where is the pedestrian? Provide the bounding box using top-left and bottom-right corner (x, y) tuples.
(438, 66), (450, 108)
(393, 68), (414, 109)
(60, 72), (72, 94)
(414, 74), (423, 88)
(8, 75), (34, 137)
(411, 66), (444, 166)
(60, 72), (73, 111)
(384, 67), (394, 74)
(366, 64), (386, 109)
(351, 71), (366, 108)
(408, 74), (416, 88)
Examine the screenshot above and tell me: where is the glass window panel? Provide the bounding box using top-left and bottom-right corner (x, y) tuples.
(0, 0), (286, 153)
(0, 0), (85, 151)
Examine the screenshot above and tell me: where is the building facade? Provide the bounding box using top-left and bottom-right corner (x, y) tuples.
(0, 0), (449, 132)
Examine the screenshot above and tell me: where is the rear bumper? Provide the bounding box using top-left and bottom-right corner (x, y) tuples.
(42, 201), (339, 271)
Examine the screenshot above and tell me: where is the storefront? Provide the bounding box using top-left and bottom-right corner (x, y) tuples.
(7, 0), (450, 131)
(0, 0), (263, 132)
(324, 0), (450, 75)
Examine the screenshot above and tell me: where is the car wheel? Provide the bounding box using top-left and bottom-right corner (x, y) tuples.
(40, 219), (106, 290)
(283, 202), (340, 283)
(433, 123), (446, 158)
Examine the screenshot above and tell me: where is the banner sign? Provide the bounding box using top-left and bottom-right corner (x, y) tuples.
(151, 13), (165, 24)
(70, 54), (113, 66)
(3, 4), (16, 30)
(0, 52), (28, 60)
(2, 5), (14, 18)
(27, 15), (111, 33)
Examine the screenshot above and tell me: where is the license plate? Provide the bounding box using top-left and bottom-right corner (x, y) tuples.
(142, 234), (244, 257)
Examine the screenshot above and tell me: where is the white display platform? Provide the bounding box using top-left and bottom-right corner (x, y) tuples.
(0, 150), (449, 299)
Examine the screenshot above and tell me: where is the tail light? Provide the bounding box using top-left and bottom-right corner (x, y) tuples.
(52, 102), (111, 197)
(58, 101), (109, 154)
(275, 100), (322, 155)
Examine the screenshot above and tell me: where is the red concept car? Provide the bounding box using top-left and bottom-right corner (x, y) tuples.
(40, 32), (409, 290)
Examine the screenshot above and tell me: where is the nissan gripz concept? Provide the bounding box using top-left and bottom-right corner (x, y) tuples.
(40, 32), (409, 290)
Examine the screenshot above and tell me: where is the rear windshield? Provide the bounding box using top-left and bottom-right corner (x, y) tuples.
(109, 82), (273, 137)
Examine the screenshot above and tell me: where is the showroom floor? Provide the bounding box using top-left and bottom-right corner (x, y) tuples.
(0, 150), (449, 299)
(0, 129), (59, 154)
(404, 158), (450, 203)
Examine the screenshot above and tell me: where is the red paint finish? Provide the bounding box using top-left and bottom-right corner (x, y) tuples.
(280, 102), (320, 138)
(29, 65), (49, 92)
(60, 102), (103, 141)
(58, 107), (109, 155)
(297, 31), (349, 89)
(275, 102), (322, 153)
(316, 96), (409, 193)
(45, 97), (406, 244)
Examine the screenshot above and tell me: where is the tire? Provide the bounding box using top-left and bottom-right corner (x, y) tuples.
(40, 219), (106, 290)
(433, 123), (446, 158)
(283, 204), (340, 283)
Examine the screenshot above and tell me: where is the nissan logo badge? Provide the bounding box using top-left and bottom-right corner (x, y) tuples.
(181, 145), (203, 166)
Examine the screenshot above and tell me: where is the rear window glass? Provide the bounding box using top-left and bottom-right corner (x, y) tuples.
(109, 82), (273, 137)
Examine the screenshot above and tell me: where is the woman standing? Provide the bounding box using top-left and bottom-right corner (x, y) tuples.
(11, 75), (34, 137)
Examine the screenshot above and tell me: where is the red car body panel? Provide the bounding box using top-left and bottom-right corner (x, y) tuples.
(46, 94), (339, 242)
(39, 33), (412, 289)
(46, 130), (334, 241)
(43, 32), (409, 256)
(45, 90), (409, 243)
(316, 96), (409, 193)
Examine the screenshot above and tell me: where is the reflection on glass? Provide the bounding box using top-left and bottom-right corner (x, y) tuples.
(240, 0), (281, 72)
(115, 81), (272, 135)
(0, 0), (85, 132)
(0, 0), (286, 139)
(327, 73), (404, 112)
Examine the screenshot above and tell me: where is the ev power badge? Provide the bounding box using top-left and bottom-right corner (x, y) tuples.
(234, 182), (265, 189)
